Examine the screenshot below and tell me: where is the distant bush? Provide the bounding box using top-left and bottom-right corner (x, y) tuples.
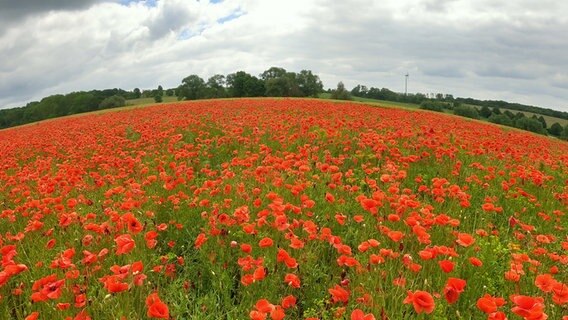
(331, 82), (351, 100)
(454, 105), (479, 119)
(419, 101), (445, 112)
(488, 114), (514, 127)
(514, 117), (545, 134)
(99, 95), (126, 109)
(479, 105), (492, 118)
(548, 122), (563, 136)
(154, 95), (163, 103)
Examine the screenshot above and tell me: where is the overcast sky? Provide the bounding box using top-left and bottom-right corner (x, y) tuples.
(1, 0), (567, 111)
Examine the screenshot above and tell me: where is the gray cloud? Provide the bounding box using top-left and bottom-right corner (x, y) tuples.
(0, 0), (567, 112)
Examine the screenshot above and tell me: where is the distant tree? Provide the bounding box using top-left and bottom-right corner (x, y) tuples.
(178, 74), (206, 100)
(562, 124), (568, 140)
(537, 115), (547, 129)
(154, 95), (163, 103)
(492, 107), (501, 115)
(454, 105), (479, 119)
(133, 88), (142, 99)
(265, 77), (292, 97)
(514, 117), (545, 134)
(514, 112), (525, 120)
(260, 67), (287, 81)
(165, 89), (174, 97)
(99, 95), (126, 109)
(330, 82), (351, 100)
(226, 71), (265, 97)
(205, 74), (227, 98)
(548, 122), (564, 136)
(479, 105), (492, 118)
(157, 85), (164, 96)
(420, 101), (445, 112)
(504, 110), (515, 119)
(488, 114), (514, 127)
(296, 70), (324, 97)
(351, 85), (368, 97)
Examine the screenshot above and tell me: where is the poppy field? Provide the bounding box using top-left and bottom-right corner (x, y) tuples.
(0, 98), (567, 320)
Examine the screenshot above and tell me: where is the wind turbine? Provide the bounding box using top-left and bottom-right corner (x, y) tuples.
(405, 73), (409, 96)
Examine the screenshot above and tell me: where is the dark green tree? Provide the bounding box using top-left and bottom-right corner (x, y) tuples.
(260, 67), (287, 81)
(99, 95), (126, 109)
(133, 88), (141, 99)
(479, 105), (492, 118)
(205, 74), (227, 98)
(420, 101), (445, 112)
(296, 70), (323, 97)
(154, 95), (163, 103)
(178, 75), (206, 100)
(330, 82), (351, 100)
(562, 124), (568, 140)
(548, 122), (563, 136)
(226, 71), (265, 97)
(504, 110), (515, 119)
(514, 117), (545, 134)
(492, 107), (502, 115)
(488, 114), (514, 127)
(537, 115), (547, 129)
(454, 105), (479, 119)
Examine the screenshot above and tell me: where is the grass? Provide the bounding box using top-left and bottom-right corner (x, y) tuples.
(126, 96), (180, 106)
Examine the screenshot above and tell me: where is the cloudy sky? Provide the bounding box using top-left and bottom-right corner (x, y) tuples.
(1, 0), (567, 111)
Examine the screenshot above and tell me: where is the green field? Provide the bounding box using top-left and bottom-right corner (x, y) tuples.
(126, 96), (179, 105)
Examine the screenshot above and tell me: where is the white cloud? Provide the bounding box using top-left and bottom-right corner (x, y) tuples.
(0, 0), (567, 112)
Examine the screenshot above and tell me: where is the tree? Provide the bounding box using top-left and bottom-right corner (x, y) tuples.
(157, 85), (164, 96)
(420, 101), (445, 112)
(514, 117), (545, 134)
(562, 124), (568, 140)
(488, 114), (514, 127)
(537, 115), (547, 129)
(454, 105), (479, 119)
(504, 110), (515, 119)
(260, 67), (287, 81)
(296, 70), (323, 97)
(226, 71), (265, 97)
(492, 107), (501, 115)
(479, 105), (492, 118)
(154, 95), (163, 103)
(99, 95), (126, 109)
(548, 122), (563, 136)
(205, 74), (227, 98)
(165, 89), (174, 97)
(178, 74), (206, 100)
(331, 82), (351, 100)
(133, 88), (141, 99)
(351, 85), (368, 97)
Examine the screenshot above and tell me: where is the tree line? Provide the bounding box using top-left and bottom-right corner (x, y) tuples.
(174, 67), (323, 101)
(418, 99), (568, 139)
(350, 84), (568, 120)
(350, 84), (568, 139)
(0, 67), (323, 129)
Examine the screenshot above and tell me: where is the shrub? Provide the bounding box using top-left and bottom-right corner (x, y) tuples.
(99, 95), (126, 109)
(454, 105), (479, 119)
(419, 101), (445, 112)
(488, 114), (514, 127)
(330, 82), (351, 100)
